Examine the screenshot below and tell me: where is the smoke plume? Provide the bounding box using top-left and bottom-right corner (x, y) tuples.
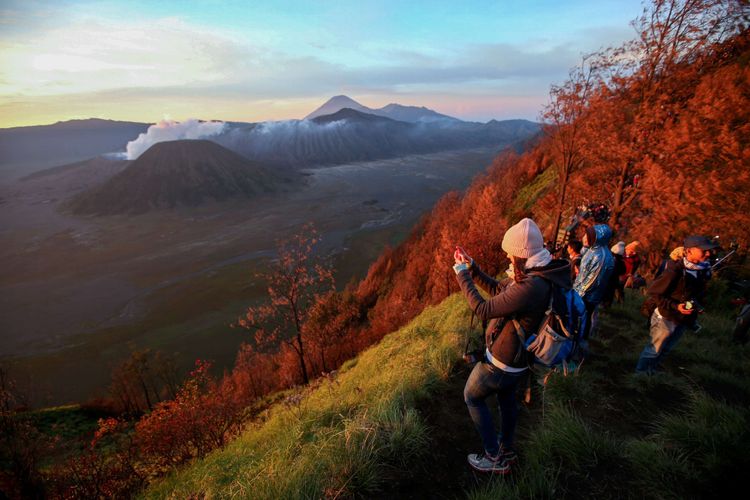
(126, 119), (226, 159)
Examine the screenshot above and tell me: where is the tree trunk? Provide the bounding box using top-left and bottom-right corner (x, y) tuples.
(320, 347), (328, 374)
(553, 163), (570, 253)
(291, 301), (309, 385)
(138, 376), (153, 412)
(295, 333), (309, 384)
(610, 160), (631, 228)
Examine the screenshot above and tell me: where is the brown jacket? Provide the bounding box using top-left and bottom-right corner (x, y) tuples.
(648, 259), (711, 325)
(456, 259), (571, 369)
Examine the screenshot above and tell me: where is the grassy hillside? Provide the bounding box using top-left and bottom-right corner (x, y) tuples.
(144, 293), (468, 498)
(144, 287), (750, 499)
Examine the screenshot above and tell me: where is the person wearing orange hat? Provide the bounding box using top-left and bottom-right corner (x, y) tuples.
(623, 241), (643, 289)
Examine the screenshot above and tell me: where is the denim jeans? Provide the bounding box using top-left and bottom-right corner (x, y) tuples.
(582, 299), (599, 340)
(464, 361), (523, 456)
(635, 309), (686, 373)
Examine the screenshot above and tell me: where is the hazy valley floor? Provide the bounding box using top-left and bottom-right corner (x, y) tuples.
(0, 147), (499, 406)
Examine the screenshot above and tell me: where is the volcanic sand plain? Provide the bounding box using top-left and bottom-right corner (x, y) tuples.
(0, 147), (498, 405)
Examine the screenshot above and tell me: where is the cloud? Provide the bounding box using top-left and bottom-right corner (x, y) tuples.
(0, 6), (641, 126)
(125, 119), (226, 159)
(0, 17), (256, 97)
(0, 10), (617, 102)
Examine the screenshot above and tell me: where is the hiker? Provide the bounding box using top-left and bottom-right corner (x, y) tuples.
(573, 224), (615, 341)
(452, 218), (571, 474)
(623, 241), (644, 289)
(604, 241), (627, 306)
(567, 240), (583, 281)
(611, 241), (625, 256)
(635, 235), (716, 374)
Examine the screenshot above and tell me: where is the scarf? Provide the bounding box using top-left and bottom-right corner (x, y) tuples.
(505, 248), (553, 280)
(683, 257), (710, 271)
(526, 248), (553, 269)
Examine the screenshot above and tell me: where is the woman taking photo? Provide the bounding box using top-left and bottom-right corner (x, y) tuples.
(453, 218), (571, 474)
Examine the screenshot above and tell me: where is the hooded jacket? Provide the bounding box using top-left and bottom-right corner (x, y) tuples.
(456, 259), (572, 369)
(574, 224), (615, 305)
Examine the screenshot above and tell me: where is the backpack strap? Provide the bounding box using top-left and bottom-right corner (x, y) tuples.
(488, 318), (509, 350)
(511, 319), (528, 364)
(544, 288), (554, 315)
(493, 274), (556, 364)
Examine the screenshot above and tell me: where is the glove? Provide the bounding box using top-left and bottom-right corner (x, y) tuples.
(453, 262), (470, 274)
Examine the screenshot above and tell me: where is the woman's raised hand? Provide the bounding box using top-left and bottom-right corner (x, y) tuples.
(454, 246), (472, 264)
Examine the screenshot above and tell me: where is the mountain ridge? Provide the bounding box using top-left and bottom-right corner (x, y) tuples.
(67, 139), (290, 215)
(0, 118), (150, 178)
(304, 95), (460, 123)
(216, 108), (540, 168)
(311, 107), (399, 125)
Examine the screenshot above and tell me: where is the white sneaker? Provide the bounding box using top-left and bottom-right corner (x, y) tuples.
(498, 444), (518, 464)
(467, 452), (510, 474)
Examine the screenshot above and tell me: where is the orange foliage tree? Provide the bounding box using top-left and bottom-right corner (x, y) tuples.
(524, 0), (750, 264)
(543, 56), (595, 247)
(109, 349), (179, 416)
(339, 0), (750, 344)
(135, 360), (246, 472)
(238, 224), (335, 385)
(52, 417), (143, 499)
(304, 289), (363, 373)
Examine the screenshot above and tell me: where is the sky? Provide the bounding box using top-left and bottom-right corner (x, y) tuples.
(0, 0), (645, 128)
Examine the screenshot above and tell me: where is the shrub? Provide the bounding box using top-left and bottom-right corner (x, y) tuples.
(49, 417), (143, 499)
(135, 360), (247, 474)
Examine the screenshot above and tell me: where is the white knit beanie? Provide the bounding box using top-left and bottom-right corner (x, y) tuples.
(611, 241), (625, 256)
(501, 218), (545, 258)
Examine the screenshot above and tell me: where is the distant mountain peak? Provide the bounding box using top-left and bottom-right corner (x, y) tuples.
(67, 139), (288, 215)
(304, 96), (462, 123)
(328, 95), (361, 104)
(305, 96), (372, 120)
(375, 103), (459, 123)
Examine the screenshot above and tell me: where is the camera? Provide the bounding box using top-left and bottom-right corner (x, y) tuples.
(463, 335), (484, 364)
(463, 349), (483, 364)
(684, 300), (704, 313)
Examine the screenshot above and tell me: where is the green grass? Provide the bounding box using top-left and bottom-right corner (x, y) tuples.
(142, 285), (750, 499)
(624, 440), (690, 500)
(27, 404), (101, 441)
(469, 287), (750, 499)
(143, 294), (469, 499)
(510, 167), (557, 215)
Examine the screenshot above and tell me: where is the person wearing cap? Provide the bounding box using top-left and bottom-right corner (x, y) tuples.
(453, 218), (571, 474)
(635, 235), (716, 374)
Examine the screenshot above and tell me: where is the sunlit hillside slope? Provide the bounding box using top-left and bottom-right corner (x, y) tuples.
(145, 289), (750, 499)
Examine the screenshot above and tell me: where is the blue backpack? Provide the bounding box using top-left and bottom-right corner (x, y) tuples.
(514, 281), (586, 368)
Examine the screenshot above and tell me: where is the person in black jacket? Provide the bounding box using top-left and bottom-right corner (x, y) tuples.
(453, 218), (571, 474)
(603, 242), (627, 307)
(635, 235), (716, 374)
(567, 240), (583, 280)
